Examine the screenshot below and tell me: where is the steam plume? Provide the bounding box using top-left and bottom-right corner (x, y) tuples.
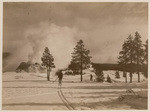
(4, 22), (82, 71)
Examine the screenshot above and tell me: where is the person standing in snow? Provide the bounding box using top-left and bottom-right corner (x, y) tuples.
(56, 69), (63, 87)
(90, 74), (93, 81)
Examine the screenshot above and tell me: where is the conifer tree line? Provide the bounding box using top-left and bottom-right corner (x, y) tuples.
(118, 31), (148, 83)
(40, 32), (147, 82)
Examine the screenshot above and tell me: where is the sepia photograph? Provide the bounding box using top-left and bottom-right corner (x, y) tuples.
(1, 0), (149, 111)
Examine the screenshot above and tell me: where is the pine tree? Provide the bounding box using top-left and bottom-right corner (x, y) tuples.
(68, 62), (80, 74)
(95, 69), (105, 82)
(143, 40), (148, 78)
(144, 40), (148, 65)
(118, 35), (135, 83)
(71, 40), (91, 81)
(118, 40), (129, 83)
(126, 35), (135, 83)
(41, 47), (55, 81)
(133, 32), (144, 82)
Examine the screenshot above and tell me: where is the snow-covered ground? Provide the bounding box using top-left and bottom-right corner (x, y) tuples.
(2, 71), (148, 110)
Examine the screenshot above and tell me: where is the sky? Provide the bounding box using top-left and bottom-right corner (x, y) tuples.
(3, 2), (148, 70)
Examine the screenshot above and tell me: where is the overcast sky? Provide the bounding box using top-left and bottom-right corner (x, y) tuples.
(3, 2), (148, 65)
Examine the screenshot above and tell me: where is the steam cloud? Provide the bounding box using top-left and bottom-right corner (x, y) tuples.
(4, 22), (83, 71)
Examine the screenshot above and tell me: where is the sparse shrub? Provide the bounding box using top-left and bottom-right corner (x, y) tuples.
(96, 76), (105, 82)
(115, 71), (120, 78)
(95, 69), (105, 82)
(107, 75), (112, 83)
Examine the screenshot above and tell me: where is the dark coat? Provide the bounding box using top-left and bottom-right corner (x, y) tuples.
(57, 70), (63, 80)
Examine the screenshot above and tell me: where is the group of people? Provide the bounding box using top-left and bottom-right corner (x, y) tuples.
(55, 70), (94, 87)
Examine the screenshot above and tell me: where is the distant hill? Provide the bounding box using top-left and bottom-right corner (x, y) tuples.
(92, 63), (121, 71)
(92, 63), (146, 72)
